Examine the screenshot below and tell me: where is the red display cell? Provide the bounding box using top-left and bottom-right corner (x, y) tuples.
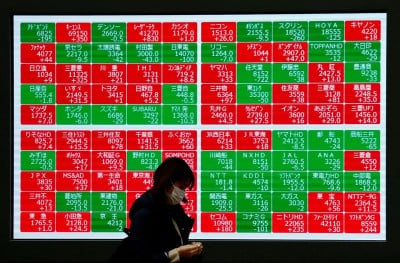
(56, 130), (91, 150)
(182, 191), (197, 213)
(21, 171), (55, 191)
(92, 171), (126, 191)
(344, 192), (380, 212)
(21, 43), (55, 63)
(21, 105), (55, 125)
(162, 151), (197, 171)
(162, 130), (197, 150)
(237, 104), (271, 124)
(56, 212), (91, 232)
(345, 104), (380, 124)
(92, 130), (126, 150)
(127, 130), (161, 150)
(345, 83), (380, 103)
(237, 130), (271, 150)
(237, 43), (272, 62)
(56, 23), (91, 43)
(20, 192), (55, 211)
(201, 64), (236, 83)
(345, 213), (380, 233)
(162, 22), (197, 42)
(272, 213), (307, 233)
(309, 104), (344, 124)
(91, 151), (126, 171)
(21, 64), (55, 84)
(92, 84), (126, 104)
(127, 22), (162, 42)
(56, 171), (91, 191)
(272, 104), (307, 124)
(162, 64), (196, 83)
(185, 212), (197, 232)
(308, 192), (343, 212)
(201, 130), (236, 150)
(127, 172), (153, 191)
(127, 64), (161, 83)
(201, 105), (236, 125)
(272, 84), (307, 104)
(56, 64), (91, 84)
(273, 42), (308, 62)
(309, 84), (343, 103)
(56, 151), (91, 170)
(308, 213), (343, 233)
(56, 85), (91, 104)
(21, 130), (55, 150)
(20, 212), (55, 232)
(201, 22), (236, 42)
(309, 63), (344, 83)
(201, 212), (236, 232)
(127, 84), (161, 104)
(345, 20), (381, 41)
(201, 84), (236, 104)
(92, 64), (126, 84)
(345, 151), (380, 171)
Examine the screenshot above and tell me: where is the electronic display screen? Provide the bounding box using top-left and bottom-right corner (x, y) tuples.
(13, 13), (386, 240)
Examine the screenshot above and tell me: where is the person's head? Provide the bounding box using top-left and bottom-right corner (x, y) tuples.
(150, 157), (195, 204)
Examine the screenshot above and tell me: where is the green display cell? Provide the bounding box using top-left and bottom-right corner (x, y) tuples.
(272, 192), (307, 212)
(92, 192), (126, 212)
(201, 171), (236, 191)
(127, 43), (161, 63)
(345, 42), (380, 62)
(162, 105), (197, 124)
(162, 84), (197, 104)
(56, 105), (91, 125)
(163, 43), (197, 63)
(273, 21), (308, 41)
(56, 192), (91, 212)
(308, 151), (343, 171)
(237, 84), (271, 104)
(201, 151), (236, 171)
(56, 43), (91, 63)
(237, 151), (271, 171)
(308, 130), (343, 150)
(127, 105), (161, 125)
(92, 43), (126, 63)
(272, 172), (307, 191)
(272, 151), (307, 171)
(345, 62), (380, 82)
(21, 151), (55, 170)
(272, 130), (306, 150)
(91, 212), (126, 232)
(237, 192), (271, 212)
(237, 22), (272, 42)
(127, 151), (161, 170)
(345, 130), (380, 150)
(21, 23), (55, 42)
(21, 84), (55, 104)
(308, 42), (344, 62)
(201, 192), (236, 212)
(272, 63), (307, 83)
(92, 23), (126, 42)
(201, 43), (236, 62)
(237, 63), (272, 83)
(308, 21), (344, 41)
(345, 172), (380, 192)
(237, 172), (271, 191)
(92, 105), (126, 125)
(237, 212), (271, 233)
(308, 171), (343, 191)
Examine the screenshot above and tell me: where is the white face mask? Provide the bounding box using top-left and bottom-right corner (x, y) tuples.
(167, 185), (186, 205)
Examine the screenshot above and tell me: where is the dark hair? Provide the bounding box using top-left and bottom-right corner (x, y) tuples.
(150, 157), (194, 197)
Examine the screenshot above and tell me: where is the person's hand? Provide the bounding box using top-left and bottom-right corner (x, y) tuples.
(177, 242), (203, 258)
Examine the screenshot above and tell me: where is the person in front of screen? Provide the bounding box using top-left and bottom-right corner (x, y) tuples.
(109, 157), (203, 263)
